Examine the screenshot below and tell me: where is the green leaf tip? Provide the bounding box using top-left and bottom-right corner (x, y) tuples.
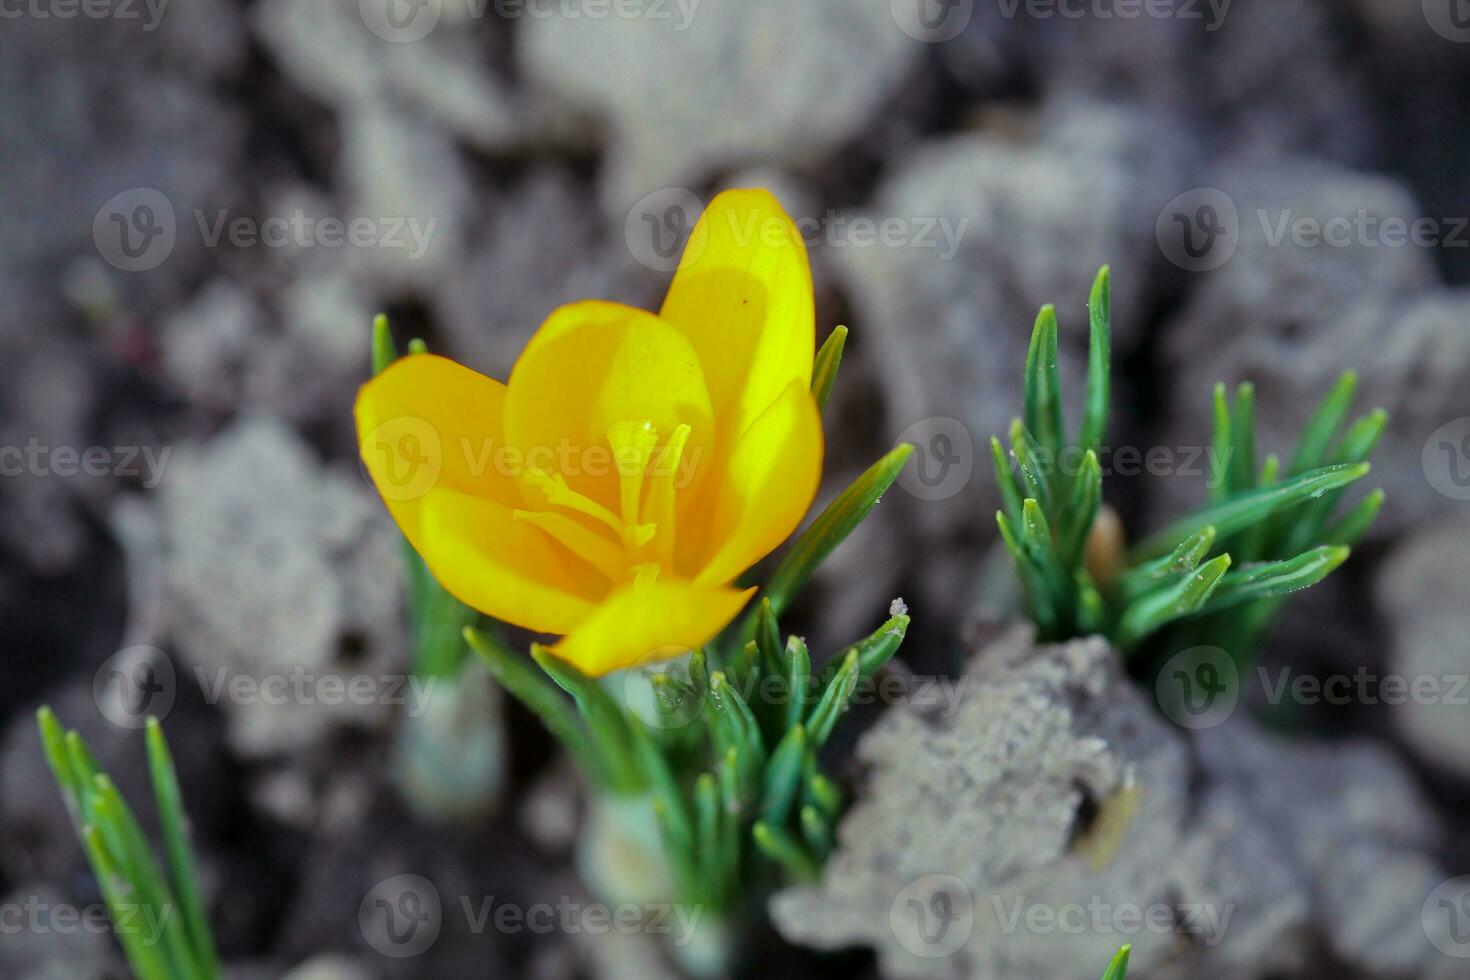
(1102, 943), (1132, 980)
(812, 325), (848, 413)
(371, 314), (396, 376)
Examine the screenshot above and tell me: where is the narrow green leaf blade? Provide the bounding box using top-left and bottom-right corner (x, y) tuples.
(1200, 546), (1351, 614)
(1081, 266), (1112, 455)
(1118, 554), (1232, 648)
(1229, 382), (1256, 495)
(759, 724), (808, 825)
(1288, 370), (1358, 475)
(1134, 463), (1370, 559)
(1102, 944), (1132, 980)
(752, 822), (818, 880)
(761, 443), (914, 618)
(1024, 304), (1064, 453)
(1323, 488), (1385, 547)
(811, 325), (848, 413)
(1209, 383), (1233, 505)
(806, 649), (858, 748)
(371, 314), (397, 376)
(147, 718), (220, 978)
(990, 435), (1025, 525)
(464, 628), (603, 789)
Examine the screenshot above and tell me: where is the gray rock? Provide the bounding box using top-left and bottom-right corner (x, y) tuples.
(518, 0), (919, 215)
(251, 0), (537, 153)
(338, 104), (474, 291)
(0, 12), (242, 308)
(155, 417), (407, 757)
(1156, 160), (1460, 532)
(0, 883), (118, 980)
(1375, 514), (1470, 780)
(770, 625), (1454, 979)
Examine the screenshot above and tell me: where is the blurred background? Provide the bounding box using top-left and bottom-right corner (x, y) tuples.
(2, 0), (1470, 977)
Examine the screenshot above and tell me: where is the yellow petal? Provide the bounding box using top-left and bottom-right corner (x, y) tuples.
(659, 188), (815, 445)
(691, 379), (824, 586)
(356, 353), (602, 632)
(504, 301), (715, 509)
(552, 580), (756, 677)
(400, 485), (601, 635)
(355, 353), (520, 507)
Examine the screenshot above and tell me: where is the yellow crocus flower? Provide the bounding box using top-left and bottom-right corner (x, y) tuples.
(356, 189), (823, 676)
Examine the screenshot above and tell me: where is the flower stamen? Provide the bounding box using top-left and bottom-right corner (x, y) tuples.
(608, 420), (660, 551)
(523, 467), (624, 537)
(513, 510), (628, 582)
(643, 423), (692, 569)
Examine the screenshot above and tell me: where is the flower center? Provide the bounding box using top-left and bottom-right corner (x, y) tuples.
(514, 420), (693, 585)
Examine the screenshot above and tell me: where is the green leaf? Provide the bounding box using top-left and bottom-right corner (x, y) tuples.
(1009, 421), (1053, 511)
(1234, 453), (1278, 563)
(1020, 498), (1069, 610)
(1209, 383), (1232, 504)
(1024, 304), (1064, 453)
(1229, 383), (1256, 495)
(92, 777), (201, 978)
(997, 509), (1058, 634)
(752, 822), (818, 880)
(1101, 944), (1132, 980)
(1133, 463), (1370, 559)
(990, 435), (1025, 525)
(1282, 407), (1387, 555)
(708, 672), (766, 774)
(1323, 488), (1385, 547)
(755, 597), (783, 680)
(784, 635), (813, 732)
(806, 649), (858, 748)
(371, 314), (397, 376)
(1120, 525), (1216, 602)
(800, 805), (833, 860)
(760, 443), (914, 618)
(407, 337), (429, 356)
(81, 824), (173, 980)
(812, 325), (848, 413)
(694, 773), (723, 892)
(1118, 554), (1231, 649)
(464, 629), (603, 789)
(1200, 546), (1350, 614)
(1058, 449), (1101, 568)
(147, 718), (220, 979)
(630, 722), (695, 859)
(1080, 266), (1112, 455)
(806, 772), (842, 818)
(850, 609), (910, 679)
(36, 707), (79, 820)
(759, 724), (808, 825)
(1288, 370), (1358, 476)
